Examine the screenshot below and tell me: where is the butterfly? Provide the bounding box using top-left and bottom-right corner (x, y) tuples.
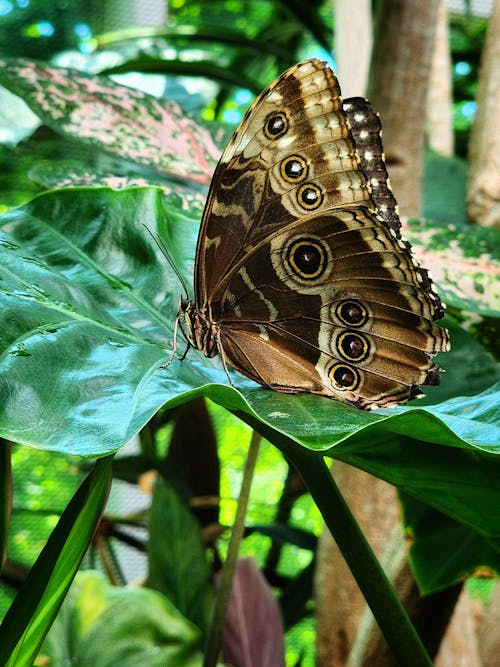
(172, 58), (449, 410)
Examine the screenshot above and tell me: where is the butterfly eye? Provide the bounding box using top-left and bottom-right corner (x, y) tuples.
(280, 155), (308, 183)
(329, 364), (361, 391)
(263, 111), (289, 139)
(336, 332), (370, 362)
(286, 238), (327, 280)
(297, 183), (323, 210)
(335, 300), (368, 327)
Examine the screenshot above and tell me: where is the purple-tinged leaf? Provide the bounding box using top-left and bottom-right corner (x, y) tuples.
(221, 558), (286, 667)
(0, 59), (220, 185)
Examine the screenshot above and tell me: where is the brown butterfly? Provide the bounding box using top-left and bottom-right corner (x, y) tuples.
(172, 58), (449, 409)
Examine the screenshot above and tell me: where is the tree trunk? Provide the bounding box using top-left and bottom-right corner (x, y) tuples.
(426, 0), (454, 157)
(466, 0), (500, 228)
(478, 581), (500, 666)
(435, 589), (482, 667)
(314, 463), (400, 666)
(334, 0), (372, 97)
(367, 0), (440, 216)
(314, 462), (467, 667)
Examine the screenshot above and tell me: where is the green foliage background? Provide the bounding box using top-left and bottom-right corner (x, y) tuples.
(0, 2), (497, 666)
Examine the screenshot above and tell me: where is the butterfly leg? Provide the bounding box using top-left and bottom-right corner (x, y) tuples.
(216, 333), (235, 388)
(160, 314), (190, 368)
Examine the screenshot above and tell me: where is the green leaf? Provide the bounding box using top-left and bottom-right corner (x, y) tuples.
(0, 456), (112, 667)
(40, 570), (205, 667)
(400, 491), (500, 594)
(0, 187), (499, 568)
(104, 57), (265, 95)
(147, 477), (213, 634)
(0, 186), (487, 456)
(92, 24), (294, 62)
(0, 188), (182, 455)
(28, 158), (207, 200)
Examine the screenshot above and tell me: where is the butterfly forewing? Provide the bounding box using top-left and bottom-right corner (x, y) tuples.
(194, 59), (372, 306)
(186, 58), (449, 409)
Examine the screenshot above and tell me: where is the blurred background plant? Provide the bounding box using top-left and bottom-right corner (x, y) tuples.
(0, 0), (489, 211)
(0, 2), (498, 667)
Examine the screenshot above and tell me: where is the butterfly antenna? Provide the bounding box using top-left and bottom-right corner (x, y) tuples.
(142, 224), (190, 300)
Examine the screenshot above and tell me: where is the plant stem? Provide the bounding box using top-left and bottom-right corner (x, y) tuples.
(288, 447), (433, 667)
(203, 429), (261, 667)
(0, 440), (12, 574)
(232, 409), (432, 665)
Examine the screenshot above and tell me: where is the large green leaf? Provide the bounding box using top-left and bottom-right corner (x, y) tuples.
(0, 456), (112, 667)
(147, 477), (213, 634)
(0, 187), (499, 559)
(400, 491), (500, 594)
(92, 24), (293, 63)
(39, 570), (205, 667)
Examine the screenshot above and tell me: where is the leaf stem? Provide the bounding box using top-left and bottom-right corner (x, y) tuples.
(233, 410), (432, 666)
(287, 447), (433, 667)
(0, 440), (12, 575)
(203, 429), (261, 667)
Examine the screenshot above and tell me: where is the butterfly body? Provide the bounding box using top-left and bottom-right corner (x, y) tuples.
(178, 59), (449, 410)
(181, 299), (219, 358)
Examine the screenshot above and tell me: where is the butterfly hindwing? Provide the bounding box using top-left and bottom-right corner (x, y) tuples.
(217, 208), (447, 407)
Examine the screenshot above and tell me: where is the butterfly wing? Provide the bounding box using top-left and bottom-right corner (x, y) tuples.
(194, 59), (449, 408)
(217, 207), (448, 408)
(194, 58), (372, 306)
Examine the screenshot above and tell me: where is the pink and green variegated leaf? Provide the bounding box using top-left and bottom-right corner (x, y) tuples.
(402, 217), (500, 317)
(0, 59), (220, 185)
